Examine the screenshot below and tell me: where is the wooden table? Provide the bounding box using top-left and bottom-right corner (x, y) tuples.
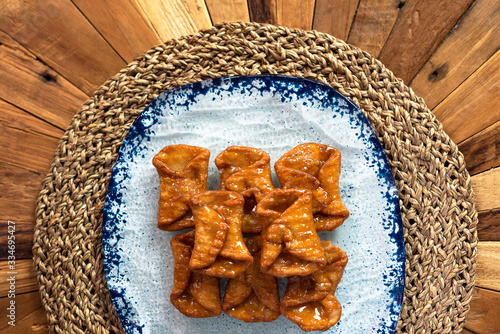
(0, 0), (498, 333)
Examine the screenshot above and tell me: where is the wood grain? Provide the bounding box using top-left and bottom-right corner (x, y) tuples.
(0, 291), (48, 333)
(0, 98), (61, 175)
(470, 167), (500, 212)
(465, 287), (500, 334)
(0, 100), (64, 139)
(378, 0), (474, 83)
(0, 31), (87, 130)
(0, 117), (59, 174)
(432, 50), (500, 144)
(0, 259), (39, 298)
(461, 328), (476, 334)
(477, 209), (500, 242)
(347, 0), (403, 57)
(459, 120), (500, 176)
(475, 242), (500, 291)
(409, 0), (500, 109)
(248, 0), (277, 24)
(276, 0), (315, 30)
(0, 161), (45, 223)
(0, 105), (54, 224)
(0, 0), (126, 95)
(313, 0), (360, 40)
(134, 0), (212, 42)
(72, 0), (161, 62)
(205, 0), (250, 24)
(0, 221), (36, 261)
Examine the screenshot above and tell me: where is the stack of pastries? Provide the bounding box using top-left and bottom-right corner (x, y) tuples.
(153, 143), (349, 332)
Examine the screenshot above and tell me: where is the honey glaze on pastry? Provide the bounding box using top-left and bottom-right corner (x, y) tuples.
(153, 145), (210, 231)
(223, 236), (280, 322)
(256, 189), (326, 277)
(189, 191), (253, 278)
(280, 242), (348, 331)
(155, 143), (350, 328)
(170, 230), (221, 317)
(275, 143), (350, 231)
(215, 146), (275, 234)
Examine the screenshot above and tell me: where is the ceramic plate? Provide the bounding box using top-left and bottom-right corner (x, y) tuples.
(103, 75), (405, 334)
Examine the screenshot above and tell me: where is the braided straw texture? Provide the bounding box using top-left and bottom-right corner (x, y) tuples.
(33, 22), (477, 334)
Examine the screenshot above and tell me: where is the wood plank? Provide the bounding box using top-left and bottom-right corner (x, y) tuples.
(459, 120), (500, 176)
(461, 328), (476, 334)
(477, 209), (500, 242)
(134, 0), (212, 42)
(0, 160), (45, 223)
(432, 51), (500, 144)
(470, 167), (500, 212)
(0, 259), (39, 298)
(475, 242), (500, 291)
(248, 0), (277, 24)
(347, 0), (403, 57)
(205, 0), (250, 24)
(465, 287), (500, 334)
(409, 0), (500, 109)
(0, 104), (54, 224)
(0, 0), (126, 95)
(378, 0), (474, 83)
(313, 0), (360, 41)
(276, 0), (315, 30)
(0, 291), (48, 333)
(0, 221), (36, 261)
(0, 30), (87, 130)
(0, 100), (64, 139)
(71, 0), (161, 62)
(0, 121), (59, 174)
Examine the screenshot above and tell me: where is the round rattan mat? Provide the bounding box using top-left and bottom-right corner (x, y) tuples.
(33, 21), (477, 334)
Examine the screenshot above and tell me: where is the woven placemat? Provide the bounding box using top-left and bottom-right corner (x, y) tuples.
(33, 21), (477, 334)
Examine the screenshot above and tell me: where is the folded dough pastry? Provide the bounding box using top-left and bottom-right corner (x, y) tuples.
(280, 242), (348, 331)
(256, 189), (326, 277)
(222, 236), (280, 322)
(275, 143), (349, 231)
(215, 146), (275, 234)
(153, 145), (209, 231)
(170, 230), (221, 318)
(189, 191), (253, 278)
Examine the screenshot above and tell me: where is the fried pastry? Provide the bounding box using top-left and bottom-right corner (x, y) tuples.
(215, 146), (275, 234)
(189, 191), (253, 278)
(170, 230), (221, 317)
(223, 236), (280, 322)
(275, 143), (349, 231)
(280, 242), (348, 331)
(256, 189), (326, 277)
(153, 145), (210, 231)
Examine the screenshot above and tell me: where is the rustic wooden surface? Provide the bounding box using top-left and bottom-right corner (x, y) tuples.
(0, 0), (498, 333)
